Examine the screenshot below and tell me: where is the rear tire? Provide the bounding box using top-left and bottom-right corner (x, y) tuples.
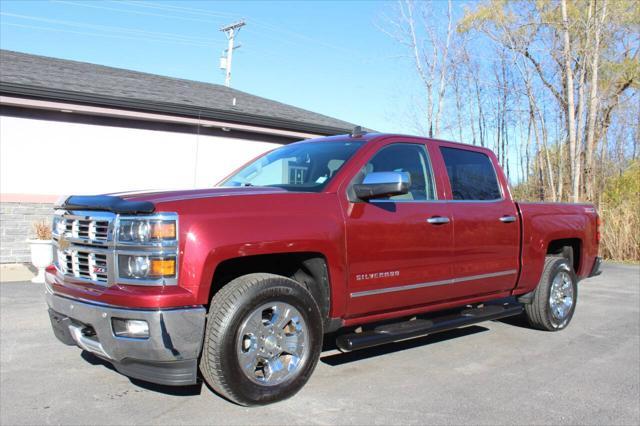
(200, 273), (323, 406)
(524, 256), (578, 331)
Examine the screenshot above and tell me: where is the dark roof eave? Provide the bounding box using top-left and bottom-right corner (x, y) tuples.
(0, 82), (352, 136)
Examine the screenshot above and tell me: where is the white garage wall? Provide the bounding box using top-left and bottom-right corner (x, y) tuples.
(0, 115), (280, 196)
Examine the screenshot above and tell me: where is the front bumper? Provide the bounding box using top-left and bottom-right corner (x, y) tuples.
(45, 287), (206, 386)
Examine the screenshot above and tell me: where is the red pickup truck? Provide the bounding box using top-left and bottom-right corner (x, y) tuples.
(45, 131), (601, 405)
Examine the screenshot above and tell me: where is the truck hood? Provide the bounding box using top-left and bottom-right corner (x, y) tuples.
(58, 187), (288, 214)
(112, 187), (288, 204)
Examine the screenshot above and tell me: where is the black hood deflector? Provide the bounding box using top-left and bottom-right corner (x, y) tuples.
(57, 195), (155, 214)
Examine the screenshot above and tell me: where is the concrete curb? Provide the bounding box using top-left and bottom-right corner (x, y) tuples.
(0, 263), (36, 283)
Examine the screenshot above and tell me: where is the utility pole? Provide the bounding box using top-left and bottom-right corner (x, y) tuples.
(219, 20), (245, 87)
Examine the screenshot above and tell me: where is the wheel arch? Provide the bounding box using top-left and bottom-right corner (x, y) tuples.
(546, 238), (582, 273)
(208, 252), (333, 329)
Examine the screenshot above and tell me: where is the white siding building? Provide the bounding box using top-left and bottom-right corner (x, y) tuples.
(0, 50), (355, 263)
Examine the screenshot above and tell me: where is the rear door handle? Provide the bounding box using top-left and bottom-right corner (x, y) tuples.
(427, 216), (450, 225)
(499, 215), (517, 223)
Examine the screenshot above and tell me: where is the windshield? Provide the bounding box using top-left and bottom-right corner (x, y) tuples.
(220, 140), (364, 192)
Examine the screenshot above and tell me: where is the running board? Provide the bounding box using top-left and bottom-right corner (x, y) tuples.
(336, 302), (524, 352)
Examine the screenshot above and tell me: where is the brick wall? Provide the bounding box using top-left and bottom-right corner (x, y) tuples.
(1, 202), (54, 263)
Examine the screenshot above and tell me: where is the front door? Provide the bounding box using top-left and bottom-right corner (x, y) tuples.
(344, 142), (453, 317)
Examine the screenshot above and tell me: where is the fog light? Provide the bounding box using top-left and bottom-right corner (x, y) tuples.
(112, 318), (149, 339)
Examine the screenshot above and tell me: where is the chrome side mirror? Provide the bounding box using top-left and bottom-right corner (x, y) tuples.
(353, 171), (411, 200)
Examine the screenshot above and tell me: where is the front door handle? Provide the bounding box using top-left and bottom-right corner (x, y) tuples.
(427, 216), (450, 225)
(499, 215), (517, 223)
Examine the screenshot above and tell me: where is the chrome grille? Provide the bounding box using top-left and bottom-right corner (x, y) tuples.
(63, 218), (110, 242)
(57, 249), (109, 283)
(53, 211), (115, 285)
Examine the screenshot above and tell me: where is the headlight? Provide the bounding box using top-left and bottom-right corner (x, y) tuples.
(115, 213), (179, 285)
(52, 215), (66, 236)
(118, 255), (176, 280)
(117, 218), (176, 243)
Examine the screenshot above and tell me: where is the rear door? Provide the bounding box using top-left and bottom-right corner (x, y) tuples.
(436, 144), (519, 296)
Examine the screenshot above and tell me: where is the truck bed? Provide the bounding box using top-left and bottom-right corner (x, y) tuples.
(515, 202), (599, 294)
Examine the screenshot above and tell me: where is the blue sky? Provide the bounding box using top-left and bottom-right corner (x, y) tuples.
(0, 0), (454, 133)
(2, 1), (530, 182)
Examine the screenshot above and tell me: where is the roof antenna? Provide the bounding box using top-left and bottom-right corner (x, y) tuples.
(350, 125), (366, 138)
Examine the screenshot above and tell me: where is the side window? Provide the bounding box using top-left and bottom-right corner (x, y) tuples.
(440, 147), (502, 200)
(360, 143), (436, 201)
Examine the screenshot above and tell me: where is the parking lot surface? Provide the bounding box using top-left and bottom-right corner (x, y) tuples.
(1, 262), (638, 425)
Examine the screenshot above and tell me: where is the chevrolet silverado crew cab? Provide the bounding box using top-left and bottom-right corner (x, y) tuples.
(45, 131), (602, 406)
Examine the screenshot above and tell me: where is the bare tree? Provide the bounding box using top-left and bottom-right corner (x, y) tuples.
(381, 0), (455, 138)
(560, 0), (581, 201)
(383, 0), (637, 210)
(584, 0), (608, 200)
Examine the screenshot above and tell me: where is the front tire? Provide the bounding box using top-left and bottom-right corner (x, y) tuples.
(524, 256), (578, 331)
(200, 273), (323, 406)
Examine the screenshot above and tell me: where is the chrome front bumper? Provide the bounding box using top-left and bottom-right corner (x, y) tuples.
(45, 287), (206, 386)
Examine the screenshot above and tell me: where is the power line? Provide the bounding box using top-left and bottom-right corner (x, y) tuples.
(0, 22), (211, 47)
(52, 0), (372, 65)
(249, 19), (355, 57)
(4, 1), (375, 83)
(117, 1), (240, 19)
(111, 1), (361, 59)
(0, 12), (214, 44)
(52, 0), (223, 24)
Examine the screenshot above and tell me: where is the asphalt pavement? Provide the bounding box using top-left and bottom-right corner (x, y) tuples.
(1, 262), (638, 425)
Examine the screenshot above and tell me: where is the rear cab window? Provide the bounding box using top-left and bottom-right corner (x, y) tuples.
(439, 147), (502, 201)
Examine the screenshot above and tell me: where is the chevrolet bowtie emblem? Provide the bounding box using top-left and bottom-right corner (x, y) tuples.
(58, 236), (70, 251)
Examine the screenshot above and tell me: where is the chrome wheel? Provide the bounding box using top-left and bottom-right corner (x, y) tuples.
(549, 270), (574, 322)
(236, 302), (309, 386)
